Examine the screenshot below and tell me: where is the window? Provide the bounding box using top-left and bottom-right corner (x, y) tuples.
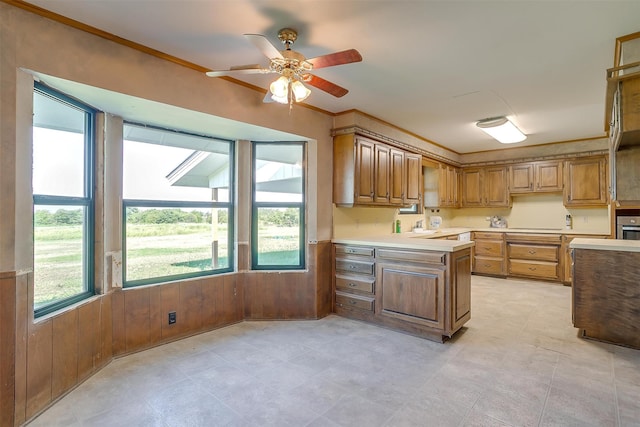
(251, 142), (305, 270)
(122, 124), (234, 286)
(32, 84), (96, 317)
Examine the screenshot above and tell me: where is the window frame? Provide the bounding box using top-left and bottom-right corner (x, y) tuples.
(251, 141), (306, 271)
(32, 83), (96, 318)
(121, 124), (235, 287)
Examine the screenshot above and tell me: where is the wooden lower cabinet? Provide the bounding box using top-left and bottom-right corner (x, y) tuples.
(333, 243), (471, 342)
(561, 234), (608, 284)
(472, 232), (506, 276)
(377, 263), (445, 330)
(506, 234), (561, 281)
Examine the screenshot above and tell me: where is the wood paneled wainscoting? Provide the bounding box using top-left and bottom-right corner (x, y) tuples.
(0, 241), (333, 427)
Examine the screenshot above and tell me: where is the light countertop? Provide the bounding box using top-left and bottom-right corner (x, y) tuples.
(467, 227), (610, 236)
(332, 235), (474, 252)
(570, 238), (640, 252)
(333, 227), (611, 253)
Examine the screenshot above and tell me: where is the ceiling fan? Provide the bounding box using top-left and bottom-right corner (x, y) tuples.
(205, 28), (362, 105)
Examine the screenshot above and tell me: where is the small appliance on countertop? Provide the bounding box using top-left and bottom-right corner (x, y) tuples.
(489, 215), (508, 228)
(429, 216), (442, 230)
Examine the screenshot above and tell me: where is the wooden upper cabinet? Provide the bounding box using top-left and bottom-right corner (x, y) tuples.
(354, 137), (376, 204)
(389, 148), (405, 205)
(438, 164), (459, 207)
(485, 166), (510, 206)
(510, 163), (534, 193)
(510, 160), (563, 194)
(404, 152), (422, 205)
(333, 134), (422, 207)
(564, 156), (608, 207)
(373, 144), (390, 204)
(462, 166), (509, 207)
(535, 161), (563, 192)
(461, 168), (483, 207)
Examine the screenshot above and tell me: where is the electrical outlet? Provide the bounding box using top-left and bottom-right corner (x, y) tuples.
(168, 311), (176, 325)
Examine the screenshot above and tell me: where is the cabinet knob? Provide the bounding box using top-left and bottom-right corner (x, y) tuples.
(348, 282), (357, 288)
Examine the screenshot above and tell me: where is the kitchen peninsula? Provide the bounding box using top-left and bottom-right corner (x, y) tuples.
(332, 234), (473, 342)
(571, 238), (640, 349)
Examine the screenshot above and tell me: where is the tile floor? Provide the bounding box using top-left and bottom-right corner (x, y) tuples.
(29, 276), (640, 427)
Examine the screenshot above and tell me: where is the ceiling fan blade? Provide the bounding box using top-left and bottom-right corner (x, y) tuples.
(205, 65), (270, 77)
(307, 49), (362, 70)
(244, 34), (284, 60)
(305, 74), (349, 98)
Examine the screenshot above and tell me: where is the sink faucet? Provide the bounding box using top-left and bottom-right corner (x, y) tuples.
(416, 220), (423, 228)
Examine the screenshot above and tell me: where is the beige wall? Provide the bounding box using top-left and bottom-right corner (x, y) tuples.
(442, 194), (610, 233)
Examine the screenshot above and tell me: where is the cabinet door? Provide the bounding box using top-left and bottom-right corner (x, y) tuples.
(447, 166), (458, 206)
(535, 161), (563, 192)
(373, 144), (390, 204)
(461, 168), (483, 207)
(377, 263), (445, 329)
(389, 148), (405, 205)
(438, 164), (448, 206)
(510, 163), (534, 193)
(564, 157), (607, 206)
(404, 152), (422, 205)
(354, 138), (375, 204)
(485, 166), (510, 207)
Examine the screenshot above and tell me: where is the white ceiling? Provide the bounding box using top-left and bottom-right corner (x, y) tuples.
(25, 0), (640, 153)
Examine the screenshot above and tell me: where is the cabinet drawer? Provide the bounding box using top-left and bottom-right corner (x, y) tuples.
(473, 257), (504, 275)
(474, 240), (504, 256)
(335, 291), (375, 312)
(509, 260), (558, 279)
(473, 232), (504, 240)
(335, 245), (374, 257)
(376, 248), (446, 265)
(508, 244), (558, 261)
(335, 259), (375, 275)
(335, 275), (375, 294)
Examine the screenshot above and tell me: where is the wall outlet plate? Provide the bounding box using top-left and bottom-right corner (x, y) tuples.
(168, 311), (176, 325)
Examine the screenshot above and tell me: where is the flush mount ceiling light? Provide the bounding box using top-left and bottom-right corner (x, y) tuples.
(476, 116), (527, 144)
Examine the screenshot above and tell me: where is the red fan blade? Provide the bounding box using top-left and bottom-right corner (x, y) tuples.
(305, 74), (349, 98)
(307, 49), (362, 70)
(206, 65), (270, 77)
(244, 34), (284, 60)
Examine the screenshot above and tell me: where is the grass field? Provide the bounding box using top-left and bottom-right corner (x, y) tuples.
(34, 223), (300, 306)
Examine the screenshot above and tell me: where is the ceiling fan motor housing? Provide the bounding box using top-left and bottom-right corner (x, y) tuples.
(277, 28), (298, 46)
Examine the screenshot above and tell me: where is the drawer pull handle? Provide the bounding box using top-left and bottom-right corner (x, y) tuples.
(346, 249), (355, 253)
(528, 250), (536, 254)
(349, 300), (357, 305)
(349, 265), (356, 269)
(529, 267), (537, 271)
(348, 283), (357, 287)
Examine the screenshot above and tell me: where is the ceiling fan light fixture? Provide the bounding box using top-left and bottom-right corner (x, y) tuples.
(476, 116), (526, 144)
(269, 75), (290, 98)
(291, 80), (311, 102)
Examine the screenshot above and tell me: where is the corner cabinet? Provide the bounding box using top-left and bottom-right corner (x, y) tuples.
(333, 243), (471, 342)
(461, 166), (510, 207)
(334, 134), (422, 207)
(563, 156), (608, 207)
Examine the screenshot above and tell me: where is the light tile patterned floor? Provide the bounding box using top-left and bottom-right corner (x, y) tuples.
(28, 276), (640, 426)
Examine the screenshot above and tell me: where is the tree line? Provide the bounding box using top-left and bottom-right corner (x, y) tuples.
(35, 207), (298, 226)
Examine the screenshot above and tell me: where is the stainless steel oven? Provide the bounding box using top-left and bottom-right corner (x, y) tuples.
(616, 216), (640, 240)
